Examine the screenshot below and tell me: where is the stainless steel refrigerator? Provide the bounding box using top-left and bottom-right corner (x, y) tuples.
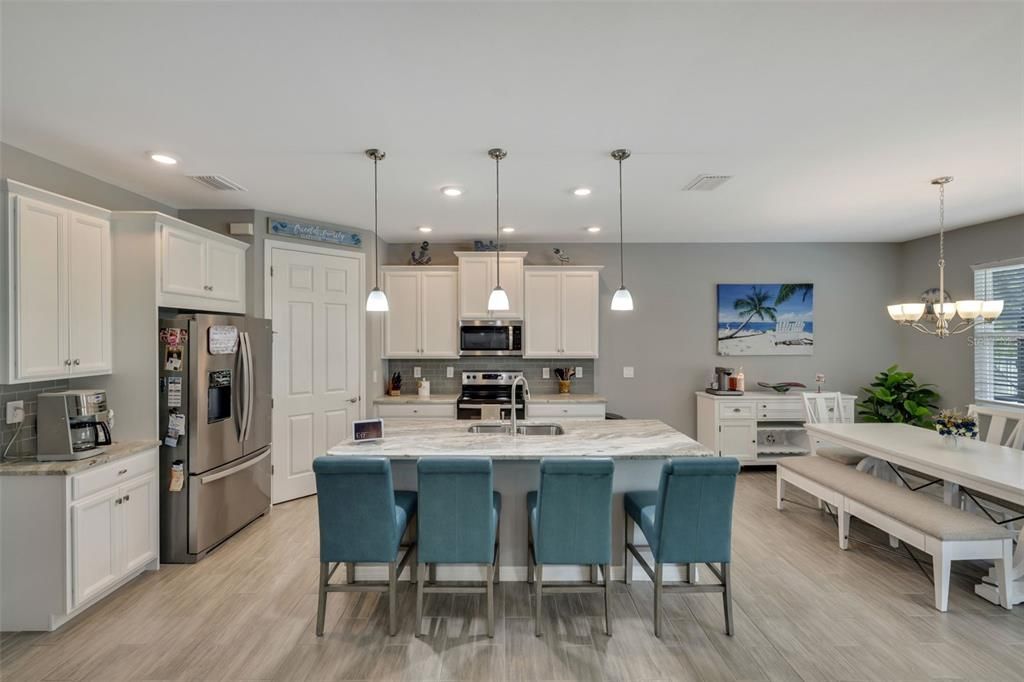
(159, 313), (272, 563)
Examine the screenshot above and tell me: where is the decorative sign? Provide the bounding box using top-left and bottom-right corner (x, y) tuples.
(270, 220), (362, 248)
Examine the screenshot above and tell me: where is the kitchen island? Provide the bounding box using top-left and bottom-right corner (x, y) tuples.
(327, 418), (713, 581)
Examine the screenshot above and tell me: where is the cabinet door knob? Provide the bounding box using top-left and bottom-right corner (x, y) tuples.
(348, 397), (358, 403)
(73, 359), (80, 366)
(118, 469), (128, 475)
(733, 408), (741, 412)
(115, 497), (123, 505)
(65, 359), (72, 366)
(123, 494), (130, 502)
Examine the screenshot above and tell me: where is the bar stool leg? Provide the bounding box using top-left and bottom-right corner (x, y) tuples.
(316, 561), (328, 637)
(603, 563), (612, 636)
(624, 510), (634, 586)
(388, 561), (398, 636)
(346, 562), (355, 584)
(534, 564), (544, 636)
(486, 564), (495, 638)
(429, 564), (437, 583)
(654, 562), (664, 638)
(723, 562), (734, 636)
(415, 562), (426, 637)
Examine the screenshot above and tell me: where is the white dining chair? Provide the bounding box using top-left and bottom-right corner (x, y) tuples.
(967, 404), (1024, 449)
(802, 392), (867, 467)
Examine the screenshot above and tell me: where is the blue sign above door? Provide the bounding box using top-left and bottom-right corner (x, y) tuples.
(269, 220), (362, 248)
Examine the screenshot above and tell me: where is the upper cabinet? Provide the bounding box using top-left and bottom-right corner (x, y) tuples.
(3, 183), (112, 383)
(455, 251), (526, 320)
(382, 267), (459, 358)
(159, 219), (246, 312)
(523, 267), (601, 358)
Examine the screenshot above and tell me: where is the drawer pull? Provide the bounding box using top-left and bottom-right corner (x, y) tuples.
(118, 469), (128, 475)
(733, 408), (741, 412)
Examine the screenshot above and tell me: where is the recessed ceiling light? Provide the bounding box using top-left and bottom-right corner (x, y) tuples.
(418, 226), (433, 233)
(148, 152), (179, 165)
(502, 226), (515, 233)
(441, 186), (463, 197)
(586, 226), (601, 233)
(573, 187), (592, 197)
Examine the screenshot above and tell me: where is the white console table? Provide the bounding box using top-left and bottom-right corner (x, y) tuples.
(696, 391), (855, 466)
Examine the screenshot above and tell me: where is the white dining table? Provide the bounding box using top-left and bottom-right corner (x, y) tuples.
(805, 422), (1024, 608)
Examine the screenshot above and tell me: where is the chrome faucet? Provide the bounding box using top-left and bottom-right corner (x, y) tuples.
(510, 375), (530, 434)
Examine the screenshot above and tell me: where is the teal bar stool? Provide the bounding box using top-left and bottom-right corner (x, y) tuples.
(313, 457), (417, 637)
(527, 457), (614, 637)
(415, 458), (501, 637)
(623, 457), (740, 637)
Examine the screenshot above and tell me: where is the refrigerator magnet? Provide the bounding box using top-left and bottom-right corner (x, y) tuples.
(164, 345), (183, 371)
(167, 376), (183, 408)
(169, 462), (184, 492)
(208, 325), (239, 354)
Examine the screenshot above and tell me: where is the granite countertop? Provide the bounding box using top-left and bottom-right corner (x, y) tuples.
(696, 390), (856, 400)
(0, 440), (160, 476)
(327, 418), (710, 460)
(373, 394), (459, 405)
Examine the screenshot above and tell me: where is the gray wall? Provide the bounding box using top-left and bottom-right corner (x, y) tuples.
(387, 242), (906, 434)
(0, 143), (176, 214)
(897, 213), (1024, 409)
(180, 209), (387, 403)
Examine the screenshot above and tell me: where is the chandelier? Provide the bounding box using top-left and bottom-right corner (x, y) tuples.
(887, 177), (1002, 336)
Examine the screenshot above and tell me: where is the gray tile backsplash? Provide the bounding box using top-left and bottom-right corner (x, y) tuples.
(384, 359), (595, 395)
(0, 379), (70, 459)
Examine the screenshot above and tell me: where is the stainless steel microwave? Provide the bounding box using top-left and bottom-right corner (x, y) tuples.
(459, 320), (523, 356)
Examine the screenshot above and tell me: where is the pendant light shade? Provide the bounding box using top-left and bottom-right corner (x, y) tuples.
(487, 147), (510, 312)
(365, 149), (388, 312)
(610, 149), (634, 311)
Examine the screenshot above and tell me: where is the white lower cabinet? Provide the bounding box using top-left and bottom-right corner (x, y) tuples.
(376, 403), (456, 419)
(1, 447), (159, 631)
(527, 403), (606, 420)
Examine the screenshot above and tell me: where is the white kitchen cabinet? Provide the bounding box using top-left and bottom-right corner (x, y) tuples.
(456, 251), (526, 320)
(526, 402), (606, 420)
(1, 446), (159, 631)
(376, 403), (456, 419)
(696, 392), (855, 466)
(381, 267), (458, 358)
(159, 218), (247, 312)
(523, 267), (601, 358)
(2, 183), (112, 383)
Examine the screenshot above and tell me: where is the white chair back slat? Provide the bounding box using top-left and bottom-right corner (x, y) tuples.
(803, 392), (845, 425)
(967, 404), (1024, 449)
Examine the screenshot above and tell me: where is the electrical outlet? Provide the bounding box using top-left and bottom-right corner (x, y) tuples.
(623, 366), (635, 379)
(446, 366), (454, 379)
(542, 367), (550, 379)
(576, 366), (584, 378)
(413, 366), (422, 378)
(6, 400), (25, 424)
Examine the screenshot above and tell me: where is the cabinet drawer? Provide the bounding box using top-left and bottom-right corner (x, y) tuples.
(718, 402), (755, 420)
(528, 403), (606, 420)
(72, 449), (157, 501)
(758, 399), (804, 421)
(377, 404), (455, 419)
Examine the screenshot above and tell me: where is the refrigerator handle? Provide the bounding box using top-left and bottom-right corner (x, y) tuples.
(238, 332), (250, 443)
(243, 332), (255, 444)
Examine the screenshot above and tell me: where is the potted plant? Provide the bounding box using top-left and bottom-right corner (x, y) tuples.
(857, 365), (940, 428)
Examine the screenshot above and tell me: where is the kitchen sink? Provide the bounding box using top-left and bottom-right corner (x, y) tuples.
(515, 423), (564, 436)
(466, 423), (565, 436)
(467, 423), (513, 434)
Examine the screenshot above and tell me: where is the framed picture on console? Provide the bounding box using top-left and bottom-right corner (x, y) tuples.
(717, 283), (814, 356)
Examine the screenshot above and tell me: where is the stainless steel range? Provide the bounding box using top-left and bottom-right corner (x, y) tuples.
(457, 371), (528, 420)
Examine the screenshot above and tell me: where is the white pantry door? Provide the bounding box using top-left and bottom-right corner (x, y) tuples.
(270, 244), (363, 503)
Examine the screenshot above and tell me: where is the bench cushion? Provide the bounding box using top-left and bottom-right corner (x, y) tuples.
(816, 446), (867, 466)
(779, 456), (1016, 542)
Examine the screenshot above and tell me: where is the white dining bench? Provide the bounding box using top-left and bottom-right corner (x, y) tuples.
(777, 456), (1015, 612)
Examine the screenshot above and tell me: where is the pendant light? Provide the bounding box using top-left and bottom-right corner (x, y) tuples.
(487, 147), (510, 312)
(365, 149), (389, 312)
(610, 149), (634, 311)
(887, 177), (1002, 336)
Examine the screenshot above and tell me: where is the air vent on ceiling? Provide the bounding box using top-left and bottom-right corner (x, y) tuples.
(189, 175), (247, 191)
(682, 175), (732, 191)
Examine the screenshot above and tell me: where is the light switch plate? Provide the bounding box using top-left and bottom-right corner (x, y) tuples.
(446, 366), (454, 379)
(372, 370), (379, 384)
(413, 366), (422, 378)
(542, 367), (550, 379)
(576, 366), (584, 378)
(623, 366), (635, 379)
(6, 400), (24, 424)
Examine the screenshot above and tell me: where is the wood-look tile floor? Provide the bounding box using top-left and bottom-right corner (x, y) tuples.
(3, 470), (1024, 681)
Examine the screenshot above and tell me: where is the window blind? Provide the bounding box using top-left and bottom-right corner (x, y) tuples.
(974, 260), (1024, 406)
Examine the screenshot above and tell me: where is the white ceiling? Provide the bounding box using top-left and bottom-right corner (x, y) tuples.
(3, 1), (1022, 243)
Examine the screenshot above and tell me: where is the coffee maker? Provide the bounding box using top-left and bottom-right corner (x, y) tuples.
(37, 390), (113, 461)
(706, 367), (744, 396)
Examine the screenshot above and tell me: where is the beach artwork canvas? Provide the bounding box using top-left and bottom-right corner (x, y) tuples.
(717, 283), (814, 356)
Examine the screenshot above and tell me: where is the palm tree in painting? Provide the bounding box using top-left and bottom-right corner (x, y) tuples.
(721, 286), (778, 339)
(774, 283), (813, 305)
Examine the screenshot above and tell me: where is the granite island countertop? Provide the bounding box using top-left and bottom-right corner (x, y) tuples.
(327, 418), (710, 460)
(372, 393), (606, 405)
(0, 440), (160, 476)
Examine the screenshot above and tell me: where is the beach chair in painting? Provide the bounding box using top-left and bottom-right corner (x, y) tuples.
(773, 319), (806, 346)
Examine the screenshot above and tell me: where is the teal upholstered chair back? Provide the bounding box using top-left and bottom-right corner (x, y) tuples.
(535, 458), (614, 565)
(653, 457), (740, 564)
(313, 457), (402, 563)
(417, 458), (496, 564)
